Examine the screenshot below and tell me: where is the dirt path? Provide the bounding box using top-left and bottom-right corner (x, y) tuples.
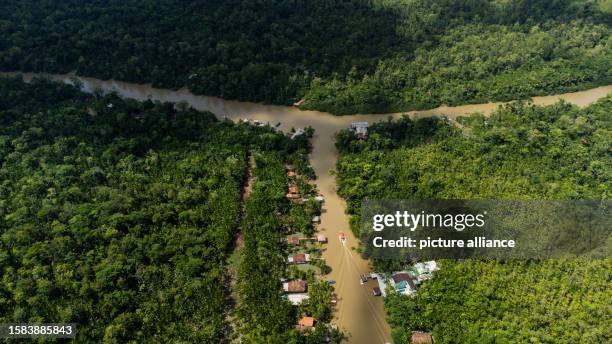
(234, 155), (255, 250)
(11, 72), (611, 344)
(227, 155), (254, 340)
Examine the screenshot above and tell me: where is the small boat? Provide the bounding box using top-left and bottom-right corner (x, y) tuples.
(327, 280), (336, 285)
(339, 232), (346, 242)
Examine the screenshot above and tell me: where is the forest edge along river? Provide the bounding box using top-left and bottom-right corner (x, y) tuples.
(8, 72), (612, 344)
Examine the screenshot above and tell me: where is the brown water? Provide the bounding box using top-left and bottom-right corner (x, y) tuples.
(11, 73), (612, 344)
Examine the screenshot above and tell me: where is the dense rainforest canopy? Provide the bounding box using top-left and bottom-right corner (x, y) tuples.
(0, 76), (320, 342)
(334, 97), (612, 343)
(0, 0), (610, 114)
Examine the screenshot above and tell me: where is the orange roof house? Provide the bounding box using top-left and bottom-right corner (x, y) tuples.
(286, 183), (301, 200)
(296, 316), (315, 331)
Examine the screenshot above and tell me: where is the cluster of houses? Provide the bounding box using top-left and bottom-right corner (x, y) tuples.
(239, 118), (268, 127)
(286, 235), (328, 269)
(285, 164), (325, 207)
(373, 260), (439, 297)
(368, 262), (438, 342)
(281, 162), (332, 333)
(237, 118), (308, 141)
(285, 162), (327, 270)
(287, 234), (327, 246)
(285, 164), (301, 200)
(282, 280), (320, 332)
(283, 279), (309, 306)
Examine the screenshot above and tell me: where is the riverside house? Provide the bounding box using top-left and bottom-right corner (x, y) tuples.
(390, 272), (416, 295)
(288, 253), (310, 264)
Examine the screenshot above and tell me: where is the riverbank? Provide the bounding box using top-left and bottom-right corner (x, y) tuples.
(5, 73), (612, 131)
(7, 72), (611, 344)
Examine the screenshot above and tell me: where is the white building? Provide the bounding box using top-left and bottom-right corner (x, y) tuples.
(414, 261), (439, 282)
(286, 293), (309, 305)
(350, 122), (369, 138)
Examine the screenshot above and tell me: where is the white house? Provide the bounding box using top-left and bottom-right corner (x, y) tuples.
(413, 261), (439, 282)
(287, 253), (310, 264)
(415, 261), (438, 274)
(350, 122), (369, 139)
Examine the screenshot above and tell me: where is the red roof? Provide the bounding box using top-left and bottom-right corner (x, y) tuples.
(392, 273), (411, 283)
(411, 331), (433, 344)
(298, 316), (315, 327)
(292, 253), (306, 263)
(392, 273), (416, 288)
(285, 280), (307, 293)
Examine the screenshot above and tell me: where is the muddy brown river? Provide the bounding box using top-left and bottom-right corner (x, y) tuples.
(10, 73), (612, 344)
